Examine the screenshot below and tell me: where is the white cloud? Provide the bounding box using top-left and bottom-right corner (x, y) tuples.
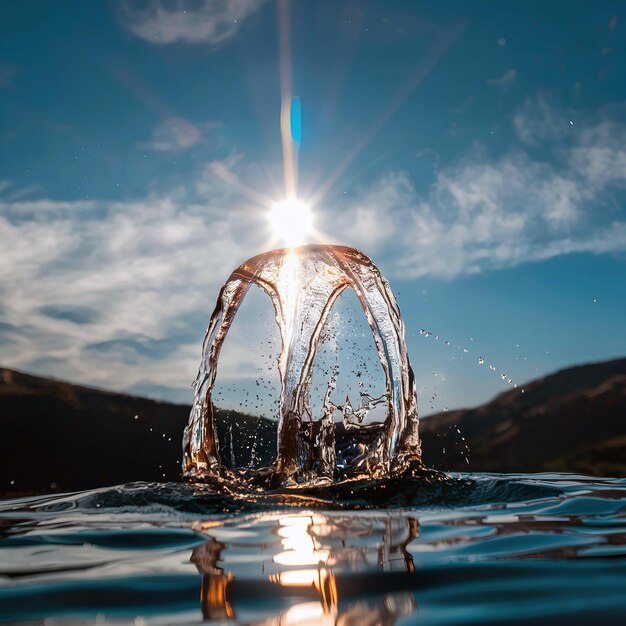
(487, 68), (517, 91)
(319, 171), (409, 252)
(392, 155), (626, 279)
(332, 98), (626, 279)
(1, 199), (97, 214)
(117, 0), (268, 46)
(1, 95), (625, 400)
(513, 93), (571, 146)
(568, 120), (626, 189)
(141, 117), (202, 151)
(0, 163), (276, 396)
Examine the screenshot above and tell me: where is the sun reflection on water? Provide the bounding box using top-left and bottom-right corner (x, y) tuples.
(191, 511), (418, 623)
(273, 515), (330, 566)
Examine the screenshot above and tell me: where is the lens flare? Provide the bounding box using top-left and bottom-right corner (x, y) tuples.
(269, 198), (312, 247)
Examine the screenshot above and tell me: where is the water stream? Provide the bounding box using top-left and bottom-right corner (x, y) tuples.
(183, 244), (424, 486)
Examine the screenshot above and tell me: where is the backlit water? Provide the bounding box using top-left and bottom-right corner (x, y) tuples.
(3, 247), (624, 623)
(1, 473), (625, 624)
(184, 244), (422, 486)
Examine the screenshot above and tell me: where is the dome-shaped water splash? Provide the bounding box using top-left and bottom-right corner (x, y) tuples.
(183, 244), (422, 485)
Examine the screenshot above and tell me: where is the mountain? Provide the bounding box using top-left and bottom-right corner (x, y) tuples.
(420, 358), (626, 477)
(1, 358), (624, 497)
(0, 368), (275, 498)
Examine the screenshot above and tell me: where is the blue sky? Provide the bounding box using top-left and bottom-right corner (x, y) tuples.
(1, 0), (625, 417)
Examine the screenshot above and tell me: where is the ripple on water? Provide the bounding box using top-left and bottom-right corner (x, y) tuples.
(0, 473), (624, 625)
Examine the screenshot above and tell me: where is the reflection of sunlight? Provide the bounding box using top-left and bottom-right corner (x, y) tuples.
(271, 568), (338, 614)
(274, 515), (330, 566)
(273, 601), (336, 626)
(274, 549), (330, 566)
(271, 516), (337, 614)
(192, 512), (420, 623)
(274, 568), (320, 585)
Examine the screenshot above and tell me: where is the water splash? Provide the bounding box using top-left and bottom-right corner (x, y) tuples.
(183, 244), (423, 486)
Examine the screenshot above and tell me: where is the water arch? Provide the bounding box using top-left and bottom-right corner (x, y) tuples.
(182, 244), (421, 482)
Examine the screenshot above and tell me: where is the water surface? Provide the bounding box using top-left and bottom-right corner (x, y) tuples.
(1, 472), (625, 624)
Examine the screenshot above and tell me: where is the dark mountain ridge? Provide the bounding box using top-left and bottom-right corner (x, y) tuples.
(420, 358), (626, 476)
(1, 357), (624, 497)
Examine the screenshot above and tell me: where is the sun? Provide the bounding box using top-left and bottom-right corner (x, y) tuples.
(269, 198), (313, 247)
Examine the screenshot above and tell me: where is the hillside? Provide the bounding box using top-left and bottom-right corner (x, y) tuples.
(420, 358), (626, 476)
(0, 368), (274, 497)
(1, 358), (624, 497)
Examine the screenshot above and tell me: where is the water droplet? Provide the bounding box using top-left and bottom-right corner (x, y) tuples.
(186, 245), (422, 484)
(479, 357), (484, 365)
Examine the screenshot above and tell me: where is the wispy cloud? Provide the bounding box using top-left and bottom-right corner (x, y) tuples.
(1, 96), (625, 399)
(0, 164), (273, 395)
(116, 0), (268, 46)
(331, 96), (626, 279)
(487, 68), (517, 92)
(568, 117), (626, 189)
(513, 93), (572, 146)
(140, 117), (202, 151)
